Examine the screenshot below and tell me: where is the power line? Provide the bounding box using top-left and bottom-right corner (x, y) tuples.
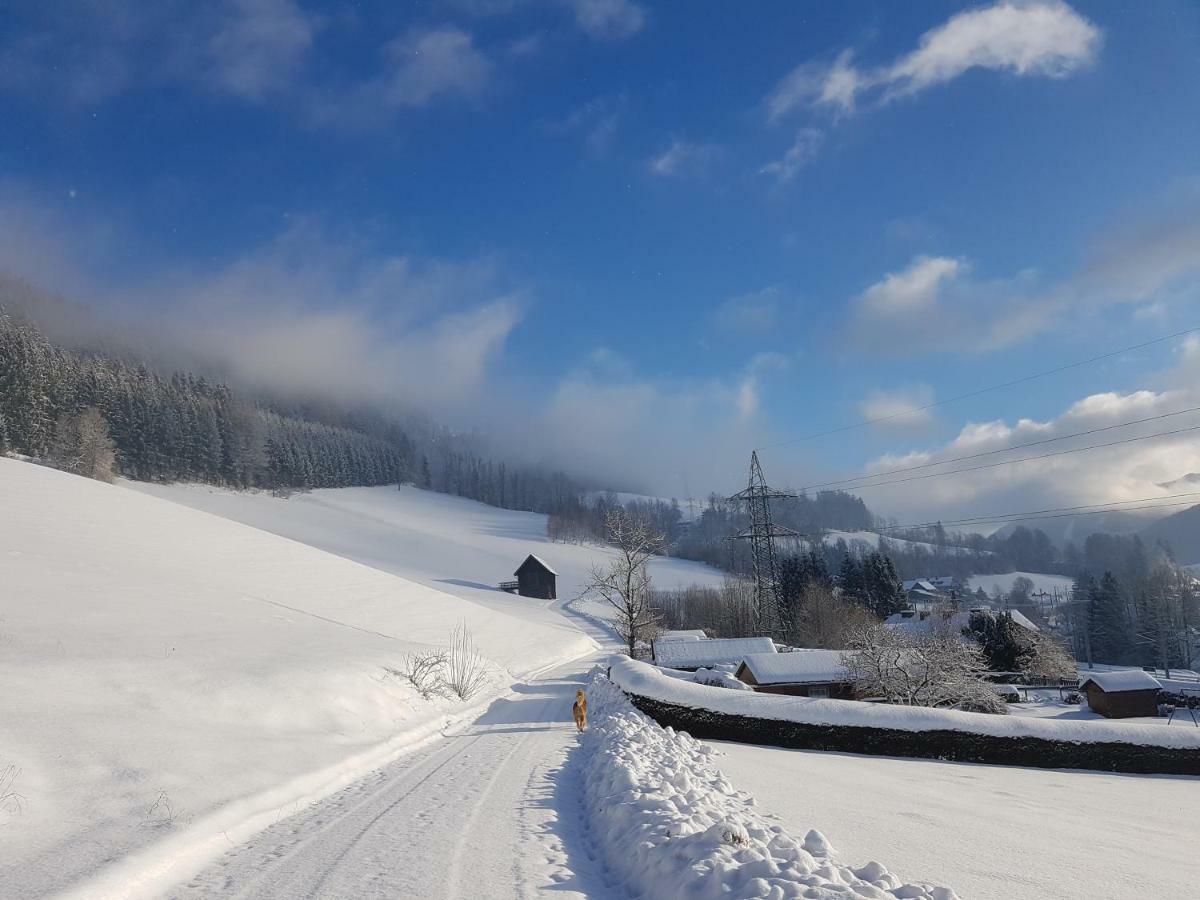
(806, 421), (1200, 494)
(875, 490), (1200, 534)
(798, 404), (1200, 492)
(868, 489), (1200, 532)
(756, 324), (1200, 451)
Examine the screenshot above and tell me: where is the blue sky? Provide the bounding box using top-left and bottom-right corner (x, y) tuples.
(3, 1), (1200, 520)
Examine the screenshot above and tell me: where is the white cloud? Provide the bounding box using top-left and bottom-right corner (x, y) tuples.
(538, 355), (780, 494)
(207, 0), (318, 100)
(760, 128), (824, 184)
(0, 1), (322, 105)
(858, 385), (936, 428)
(568, 0), (646, 41)
(859, 378), (1200, 524)
(768, 1), (1101, 119)
(375, 26), (492, 107)
(860, 255), (961, 315)
(848, 197), (1200, 354)
(648, 140), (718, 177)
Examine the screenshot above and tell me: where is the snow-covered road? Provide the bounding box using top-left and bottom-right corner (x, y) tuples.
(171, 659), (620, 900)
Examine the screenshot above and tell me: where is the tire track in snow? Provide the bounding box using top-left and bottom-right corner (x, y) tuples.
(170, 661), (615, 900)
(300, 735), (484, 900)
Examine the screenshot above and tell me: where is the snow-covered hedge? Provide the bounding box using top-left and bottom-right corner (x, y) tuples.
(610, 657), (1200, 751)
(578, 669), (958, 900)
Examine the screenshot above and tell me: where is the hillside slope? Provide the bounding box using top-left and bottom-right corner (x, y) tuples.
(0, 458), (594, 898)
(128, 481), (729, 608)
(1140, 502), (1200, 564)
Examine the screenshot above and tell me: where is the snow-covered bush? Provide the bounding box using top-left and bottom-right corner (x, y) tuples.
(387, 649), (450, 700)
(693, 667), (754, 691)
(444, 621), (489, 700)
(577, 669), (958, 899)
(843, 624), (1008, 715)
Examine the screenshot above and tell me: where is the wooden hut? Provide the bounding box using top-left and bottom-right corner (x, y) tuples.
(502, 554), (558, 600)
(1079, 670), (1161, 719)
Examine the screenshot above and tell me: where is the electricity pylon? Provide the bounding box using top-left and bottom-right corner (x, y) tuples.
(727, 451), (798, 634)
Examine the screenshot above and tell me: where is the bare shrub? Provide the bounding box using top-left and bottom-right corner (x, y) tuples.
(444, 621), (489, 700)
(0, 764), (24, 819)
(142, 790), (181, 829)
(387, 648), (450, 700)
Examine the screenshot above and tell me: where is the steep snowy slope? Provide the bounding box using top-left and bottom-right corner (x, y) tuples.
(128, 481), (728, 611)
(0, 458), (593, 898)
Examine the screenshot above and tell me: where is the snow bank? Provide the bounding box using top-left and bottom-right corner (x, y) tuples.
(578, 669), (958, 899)
(610, 658), (1200, 751)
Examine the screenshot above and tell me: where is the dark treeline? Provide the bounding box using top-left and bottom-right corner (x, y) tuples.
(0, 309), (590, 513)
(1068, 537), (1199, 670)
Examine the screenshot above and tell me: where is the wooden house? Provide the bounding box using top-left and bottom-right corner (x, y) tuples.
(735, 650), (855, 699)
(1079, 670), (1161, 719)
(500, 554), (558, 600)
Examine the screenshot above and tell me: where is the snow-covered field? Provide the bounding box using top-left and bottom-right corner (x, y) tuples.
(966, 570), (1075, 598)
(130, 481), (727, 617)
(0, 459), (603, 898)
(8, 455), (1197, 900)
(829, 530), (986, 556)
(713, 742), (1200, 900)
(0, 460), (728, 898)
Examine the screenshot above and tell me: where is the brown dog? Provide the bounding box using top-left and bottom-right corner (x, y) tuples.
(572, 689), (587, 732)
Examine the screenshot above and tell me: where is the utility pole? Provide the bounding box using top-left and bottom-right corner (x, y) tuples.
(727, 451), (799, 636)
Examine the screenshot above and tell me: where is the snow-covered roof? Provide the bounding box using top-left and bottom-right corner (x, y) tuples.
(1080, 670), (1161, 693)
(514, 554), (558, 577)
(657, 629), (707, 643)
(653, 637), (776, 670)
(883, 607), (1040, 636)
(1004, 609), (1039, 632)
(737, 650), (849, 685)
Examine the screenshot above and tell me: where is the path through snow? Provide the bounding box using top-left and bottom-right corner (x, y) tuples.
(170, 659), (620, 900)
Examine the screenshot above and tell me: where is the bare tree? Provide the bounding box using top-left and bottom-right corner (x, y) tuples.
(586, 508), (666, 656)
(792, 583), (877, 649)
(1021, 635), (1077, 683)
(51, 407), (116, 482)
(842, 623), (1007, 714)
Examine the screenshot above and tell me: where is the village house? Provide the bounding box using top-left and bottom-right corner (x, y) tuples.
(901, 577), (960, 611)
(884, 606), (1040, 637)
(1079, 670), (1162, 719)
(735, 650), (854, 698)
(651, 636), (776, 671)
